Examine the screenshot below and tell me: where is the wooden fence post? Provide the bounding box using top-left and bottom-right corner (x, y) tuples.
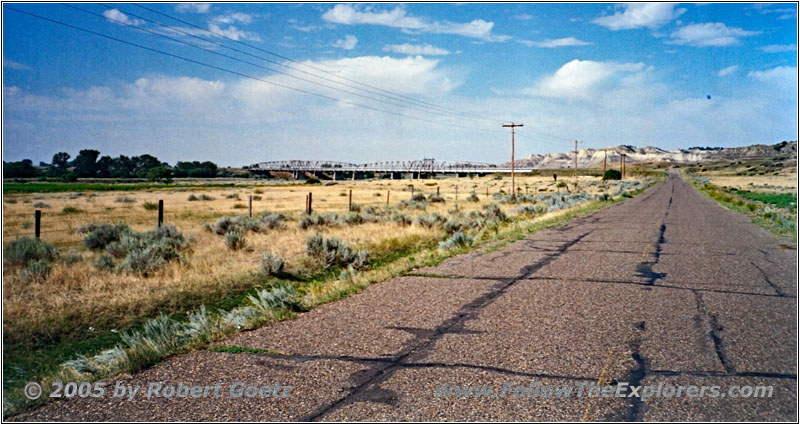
(308, 192), (313, 214)
(386, 190), (390, 206)
(249, 195), (253, 218)
(157, 200), (163, 227)
(349, 189), (352, 212)
(34, 210), (41, 240)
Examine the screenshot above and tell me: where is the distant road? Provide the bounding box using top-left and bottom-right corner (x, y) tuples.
(15, 172), (797, 421)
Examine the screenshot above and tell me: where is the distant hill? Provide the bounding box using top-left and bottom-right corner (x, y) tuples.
(506, 141), (797, 169)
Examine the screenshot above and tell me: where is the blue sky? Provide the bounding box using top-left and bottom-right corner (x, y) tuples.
(3, 3), (797, 166)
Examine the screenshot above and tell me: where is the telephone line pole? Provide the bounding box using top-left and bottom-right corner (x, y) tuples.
(503, 123), (524, 201)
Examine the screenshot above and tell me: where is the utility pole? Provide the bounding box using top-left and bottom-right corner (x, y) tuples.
(502, 123), (523, 201)
(602, 149), (608, 181)
(620, 154), (627, 179)
(573, 140), (582, 185)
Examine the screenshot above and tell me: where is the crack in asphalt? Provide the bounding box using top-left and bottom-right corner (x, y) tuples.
(303, 230), (593, 421)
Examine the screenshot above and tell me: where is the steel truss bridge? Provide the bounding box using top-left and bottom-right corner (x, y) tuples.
(246, 159), (528, 179)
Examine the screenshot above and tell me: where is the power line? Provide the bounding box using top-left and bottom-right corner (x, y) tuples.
(131, 4), (508, 125)
(4, 6), (506, 135)
(67, 4), (501, 128)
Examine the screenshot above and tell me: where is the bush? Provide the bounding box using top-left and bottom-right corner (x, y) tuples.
(392, 212), (412, 226)
(248, 283), (299, 312)
(398, 200), (427, 211)
(604, 169), (622, 180)
(467, 192), (479, 202)
(95, 254), (115, 271)
(61, 206), (83, 214)
(233, 203), (247, 209)
(252, 195), (262, 201)
(305, 178), (320, 185)
(115, 196), (136, 203)
(260, 251), (284, 276)
(482, 203), (508, 222)
(225, 193), (240, 200)
(61, 248), (83, 264)
(23, 260), (52, 281)
(439, 231), (473, 250)
(142, 202), (159, 211)
(224, 230), (247, 250)
(428, 193), (445, 203)
(211, 215), (263, 235)
(260, 212), (287, 229)
(411, 192), (426, 202)
(4, 237), (59, 266)
(80, 223), (131, 250)
(33, 201), (50, 208)
(188, 194), (215, 201)
(349, 203), (361, 212)
(415, 214), (438, 229)
(305, 234), (359, 268)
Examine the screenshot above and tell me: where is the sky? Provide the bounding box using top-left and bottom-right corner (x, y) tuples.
(2, 3), (798, 166)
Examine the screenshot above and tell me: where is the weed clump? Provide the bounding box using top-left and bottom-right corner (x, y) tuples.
(23, 260), (52, 281)
(305, 234), (369, 270)
(79, 223), (131, 250)
(467, 192), (479, 202)
(224, 230), (247, 250)
(260, 251), (284, 275)
(95, 254), (115, 271)
(4, 237), (59, 266)
(142, 202), (158, 211)
(115, 196), (136, 203)
(33, 201), (51, 208)
(439, 231), (473, 250)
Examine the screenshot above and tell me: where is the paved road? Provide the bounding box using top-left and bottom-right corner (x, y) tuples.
(15, 173), (797, 421)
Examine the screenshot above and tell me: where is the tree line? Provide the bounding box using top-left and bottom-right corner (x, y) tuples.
(3, 149), (229, 181)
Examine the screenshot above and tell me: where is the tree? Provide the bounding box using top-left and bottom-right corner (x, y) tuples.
(604, 169), (622, 180)
(96, 155), (113, 178)
(48, 152), (70, 177)
(133, 154), (162, 178)
(73, 149), (100, 177)
(3, 160), (40, 178)
(146, 166), (172, 183)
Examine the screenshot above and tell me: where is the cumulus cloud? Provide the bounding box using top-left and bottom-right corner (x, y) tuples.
(102, 9), (143, 26)
(175, 3), (211, 14)
(760, 44), (797, 53)
(307, 55), (460, 96)
(519, 37), (592, 48)
(332, 35), (358, 50)
(717, 65), (739, 77)
(383, 43), (450, 55)
(668, 23), (758, 47)
(322, 4), (509, 41)
(593, 4), (685, 30)
(748, 66), (797, 90)
(525, 59), (647, 99)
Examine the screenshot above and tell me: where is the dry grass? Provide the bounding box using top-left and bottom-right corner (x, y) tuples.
(2, 174), (632, 344)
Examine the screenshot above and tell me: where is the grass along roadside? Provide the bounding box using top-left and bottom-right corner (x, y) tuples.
(690, 180), (796, 243)
(2, 178), (660, 418)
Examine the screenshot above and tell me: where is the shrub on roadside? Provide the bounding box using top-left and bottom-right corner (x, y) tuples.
(80, 223), (131, 250)
(23, 260), (52, 281)
(224, 230), (247, 250)
(438, 231), (473, 250)
(4, 237), (59, 266)
(260, 251), (284, 276)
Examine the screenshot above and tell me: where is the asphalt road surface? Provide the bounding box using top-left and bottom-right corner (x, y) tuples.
(15, 172), (797, 421)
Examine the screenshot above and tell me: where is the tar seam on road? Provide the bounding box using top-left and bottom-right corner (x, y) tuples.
(302, 230), (593, 421)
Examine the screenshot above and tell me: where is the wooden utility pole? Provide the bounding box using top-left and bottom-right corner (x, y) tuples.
(502, 123), (523, 201)
(573, 140), (582, 185)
